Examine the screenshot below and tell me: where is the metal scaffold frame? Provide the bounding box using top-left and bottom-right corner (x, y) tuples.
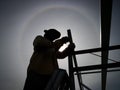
(67, 0), (120, 90)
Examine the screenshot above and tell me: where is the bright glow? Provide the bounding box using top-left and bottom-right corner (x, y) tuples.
(59, 42), (70, 52)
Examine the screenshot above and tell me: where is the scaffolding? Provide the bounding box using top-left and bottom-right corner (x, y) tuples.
(67, 0), (120, 90)
(67, 30), (120, 90)
(46, 0), (120, 90)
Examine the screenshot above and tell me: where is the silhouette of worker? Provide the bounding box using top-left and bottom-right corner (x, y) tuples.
(23, 29), (75, 90)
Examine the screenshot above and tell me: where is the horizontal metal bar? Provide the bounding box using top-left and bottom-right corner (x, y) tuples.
(74, 69), (120, 75)
(73, 63), (120, 72)
(74, 45), (120, 55)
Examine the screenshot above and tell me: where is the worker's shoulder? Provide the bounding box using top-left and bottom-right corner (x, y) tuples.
(35, 35), (43, 39)
(34, 35), (44, 40)
(34, 35), (49, 43)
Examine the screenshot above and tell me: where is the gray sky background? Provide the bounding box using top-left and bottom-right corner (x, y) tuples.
(0, 0), (120, 90)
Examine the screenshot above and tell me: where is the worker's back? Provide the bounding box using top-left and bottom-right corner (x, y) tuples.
(28, 35), (58, 75)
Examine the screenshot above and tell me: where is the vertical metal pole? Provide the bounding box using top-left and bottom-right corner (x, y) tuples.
(68, 54), (75, 90)
(101, 0), (112, 90)
(67, 30), (75, 90)
(67, 30), (84, 90)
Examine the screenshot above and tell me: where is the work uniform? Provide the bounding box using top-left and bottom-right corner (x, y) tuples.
(24, 35), (73, 90)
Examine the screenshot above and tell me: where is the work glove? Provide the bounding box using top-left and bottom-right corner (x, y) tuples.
(68, 43), (75, 50)
(61, 36), (70, 43)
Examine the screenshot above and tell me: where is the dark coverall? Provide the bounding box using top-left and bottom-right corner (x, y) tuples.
(23, 35), (74, 90)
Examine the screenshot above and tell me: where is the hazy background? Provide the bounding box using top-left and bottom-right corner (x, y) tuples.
(0, 0), (120, 90)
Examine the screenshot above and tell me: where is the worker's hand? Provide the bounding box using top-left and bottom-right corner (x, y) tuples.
(61, 36), (70, 43)
(68, 43), (75, 50)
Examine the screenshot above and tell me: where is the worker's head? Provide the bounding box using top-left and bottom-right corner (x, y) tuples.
(44, 29), (61, 41)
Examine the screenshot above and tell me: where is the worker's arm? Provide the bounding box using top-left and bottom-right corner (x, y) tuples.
(54, 36), (70, 51)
